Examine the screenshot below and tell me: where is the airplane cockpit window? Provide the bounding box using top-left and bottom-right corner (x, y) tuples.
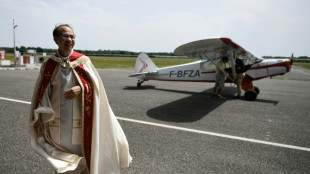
(250, 53), (264, 64)
(236, 52), (263, 65)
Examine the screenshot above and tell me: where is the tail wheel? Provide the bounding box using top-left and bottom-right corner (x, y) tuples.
(244, 90), (257, 101)
(137, 80), (144, 87)
(254, 86), (260, 94)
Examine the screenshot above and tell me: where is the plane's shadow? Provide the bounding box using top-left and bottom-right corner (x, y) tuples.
(123, 85), (156, 90)
(124, 86), (279, 123)
(146, 87), (236, 123)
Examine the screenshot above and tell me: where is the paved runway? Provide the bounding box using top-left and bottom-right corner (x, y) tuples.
(0, 65), (309, 173)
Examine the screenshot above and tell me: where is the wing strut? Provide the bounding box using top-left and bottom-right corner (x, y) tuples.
(230, 49), (236, 83)
(202, 51), (236, 83)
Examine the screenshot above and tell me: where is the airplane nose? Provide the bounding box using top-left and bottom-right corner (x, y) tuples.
(285, 60), (291, 72)
(290, 54), (294, 66)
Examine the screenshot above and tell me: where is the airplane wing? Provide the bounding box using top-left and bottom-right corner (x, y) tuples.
(174, 37), (262, 64)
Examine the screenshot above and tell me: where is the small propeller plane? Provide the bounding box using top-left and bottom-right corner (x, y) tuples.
(129, 37), (293, 101)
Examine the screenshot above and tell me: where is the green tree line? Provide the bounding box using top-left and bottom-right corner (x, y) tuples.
(263, 55), (309, 59)
(0, 46), (175, 57)
(1, 46), (308, 59)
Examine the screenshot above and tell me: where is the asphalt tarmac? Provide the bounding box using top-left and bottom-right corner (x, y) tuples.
(0, 65), (309, 174)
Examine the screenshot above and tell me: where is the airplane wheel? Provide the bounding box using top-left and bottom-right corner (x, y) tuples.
(244, 90), (257, 101)
(254, 86), (260, 95)
(137, 83), (141, 87)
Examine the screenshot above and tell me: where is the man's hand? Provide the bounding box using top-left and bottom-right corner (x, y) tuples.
(64, 86), (81, 100)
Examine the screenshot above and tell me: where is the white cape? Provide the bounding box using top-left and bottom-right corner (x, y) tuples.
(29, 57), (132, 174)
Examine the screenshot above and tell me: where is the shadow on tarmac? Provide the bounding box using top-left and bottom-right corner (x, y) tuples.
(255, 99), (279, 105)
(145, 87), (235, 123)
(123, 85), (156, 90)
(124, 86), (279, 122)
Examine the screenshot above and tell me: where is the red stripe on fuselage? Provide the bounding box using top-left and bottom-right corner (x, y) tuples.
(156, 79), (215, 82)
(201, 71), (215, 74)
(249, 61), (290, 72)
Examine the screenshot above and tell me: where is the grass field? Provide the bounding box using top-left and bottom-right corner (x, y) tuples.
(89, 56), (197, 69)
(3, 53), (310, 70)
(294, 63), (310, 70)
(3, 53), (197, 69)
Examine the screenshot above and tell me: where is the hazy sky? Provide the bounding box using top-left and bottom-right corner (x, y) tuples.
(1, 0), (309, 57)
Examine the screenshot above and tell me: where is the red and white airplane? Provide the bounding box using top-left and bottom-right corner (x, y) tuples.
(129, 37), (293, 101)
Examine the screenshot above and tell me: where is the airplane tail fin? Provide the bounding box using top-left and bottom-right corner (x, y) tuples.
(134, 53), (158, 73)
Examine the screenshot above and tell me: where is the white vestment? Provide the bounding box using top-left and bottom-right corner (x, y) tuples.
(29, 54), (132, 174)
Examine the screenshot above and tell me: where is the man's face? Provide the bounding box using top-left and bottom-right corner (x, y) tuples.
(54, 26), (75, 55)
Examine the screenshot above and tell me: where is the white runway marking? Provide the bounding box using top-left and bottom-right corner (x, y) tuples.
(118, 117), (310, 152)
(0, 97), (31, 104)
(1, 96), (310, 152)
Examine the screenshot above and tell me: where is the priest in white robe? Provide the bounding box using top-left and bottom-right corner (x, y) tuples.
(29, 24), (132, 174)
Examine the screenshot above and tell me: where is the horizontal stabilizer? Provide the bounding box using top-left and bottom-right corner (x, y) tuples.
(128, 71), (157, 77)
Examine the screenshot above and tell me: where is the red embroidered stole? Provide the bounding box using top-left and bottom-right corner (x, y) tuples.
(34, 58), (57, 109)
(74, 63), (93, 170)
(34, 51), (93, 170)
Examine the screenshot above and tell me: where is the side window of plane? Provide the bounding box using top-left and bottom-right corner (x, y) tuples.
(200, 60), (215, 70)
